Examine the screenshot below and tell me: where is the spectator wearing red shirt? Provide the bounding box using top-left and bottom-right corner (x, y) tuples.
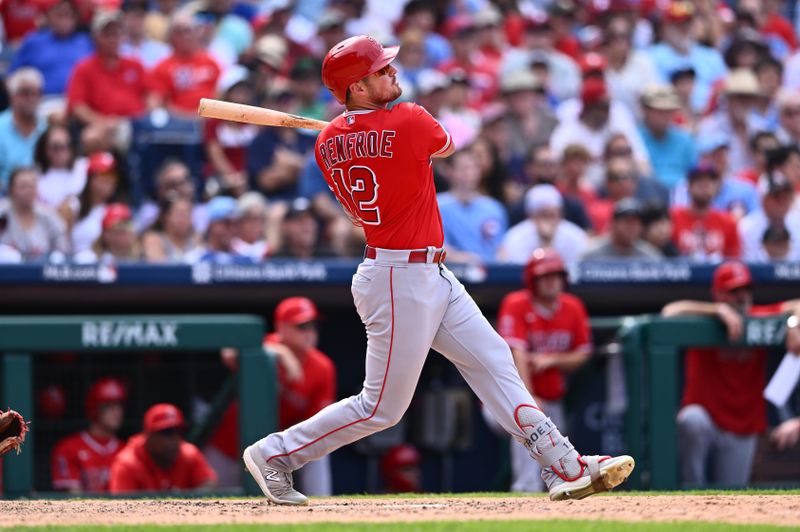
(148, 12), (221, 117)
(109, 403), (217, 493)
(210, 297), (336, 494)
(494, 249), (592, 492)
(67, 11), (147, 147)
(438, 15), (498, 107)
(662, 261), (800, 488)
(51, 377), (127, 493)
(0, 0), (50, 45)
(671, 164), (741, 262)
(204, 66), (258, 198)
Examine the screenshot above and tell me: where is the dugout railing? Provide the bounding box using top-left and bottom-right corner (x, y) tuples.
(621, 314), (790, 490)
(0, 315), (272, 498)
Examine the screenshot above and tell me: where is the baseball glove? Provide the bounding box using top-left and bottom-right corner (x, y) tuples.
(0, 409), (28, 456)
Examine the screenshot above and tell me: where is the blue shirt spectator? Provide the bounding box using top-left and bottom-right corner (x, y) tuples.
(648, 4), (727, 114)
(438, 192), (507, 263)
(438, 149), (507, 263)
(0, 68), (47, 190)
(638, 85), (697, 189)
(9, 1), (93, 96)
(247, 128), (317, 202)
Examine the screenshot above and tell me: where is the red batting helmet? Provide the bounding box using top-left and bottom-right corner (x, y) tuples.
(321, 35), (399, 104)
(712, 261), (752, 294)
(524, 248), (568, 294)
(85, 377), (127, 420)
(381, 444), (421, 493)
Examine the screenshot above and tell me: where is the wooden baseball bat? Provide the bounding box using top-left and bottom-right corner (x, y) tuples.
(197, 98), (329, 130)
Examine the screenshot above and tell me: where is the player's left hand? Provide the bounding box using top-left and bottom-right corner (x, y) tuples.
(786, 323), (800, 355)
(771, 418), (800, 450)
(530, 353), (559, 373)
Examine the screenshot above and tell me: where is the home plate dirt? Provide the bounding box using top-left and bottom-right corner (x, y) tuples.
(3, 495), (799, 528)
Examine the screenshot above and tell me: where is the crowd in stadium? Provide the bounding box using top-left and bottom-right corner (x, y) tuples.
(1, 0), (800, 265)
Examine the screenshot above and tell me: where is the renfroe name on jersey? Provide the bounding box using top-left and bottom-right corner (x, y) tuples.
(318, 130), (396, 170)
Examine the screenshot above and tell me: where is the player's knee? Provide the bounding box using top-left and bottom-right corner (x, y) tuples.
(677, 404), (713, 436)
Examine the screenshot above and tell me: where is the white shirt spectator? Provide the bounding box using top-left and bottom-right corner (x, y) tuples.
(71, 204), (105, 254)
(738, 207), (800, 262)
(37, 157), (88, 209)
(496, 184), (588, 277)
(605, 51), (660, 119)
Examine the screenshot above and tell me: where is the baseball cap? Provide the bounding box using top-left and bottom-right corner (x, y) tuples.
(416, 69), (449, 96)
(669, 66), (696, 83)
(723, 68), (762, 97)
(317, 9), (346, 31)
(687, 163), (720, 181)
(88, 152), (117, 175)
(216, 65), (250, 95)
(207, 196), (239, 223)
(525, 184), (563, 215)
(443, 14), (475, 38)
(473, 6), (502, 28)
(641, 84), (681, 111)
(581, 78), (609, 106)
(144, 403), (185, 433)
(102, 203), (132, 230)
(613, 197), (644, 219)
(697, 132), (730, 156)
(663, 1), (695, 24)
(285, 197), (313, 220)
(712, 261), (752, 293)
(255, 35), (288, 70)
(759, 170), (794, 196)
(91, 10), (123, 34)
(500, 69), (542, 94)
(275, 296), (319, 325)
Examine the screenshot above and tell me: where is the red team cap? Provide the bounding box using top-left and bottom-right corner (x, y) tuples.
(102, 203), (132, 230)
(322, 35), (399, 104)
(275, 297), (319, 326)
(663, 1), (695, 24)
(581, 78), (609, 106)
(144, 403), (185, 433)
(712, 262), (752, 294)
(85, 377), (127, 419)
(524, 248), (568, 293)
(88, 152), (117, 175)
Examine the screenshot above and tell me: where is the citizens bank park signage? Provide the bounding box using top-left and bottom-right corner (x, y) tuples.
(81, 320), (179, 348)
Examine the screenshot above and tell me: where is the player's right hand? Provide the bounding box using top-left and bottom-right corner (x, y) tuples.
(715, 303), (743, 342)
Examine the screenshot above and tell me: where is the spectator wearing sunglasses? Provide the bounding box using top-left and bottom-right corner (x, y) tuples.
(109, 403), (217, 493)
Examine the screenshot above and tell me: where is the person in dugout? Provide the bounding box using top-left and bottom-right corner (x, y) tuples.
(208, 296), (336, 494)
(661, 261), (800, 487)
(486, 248), (592, 492)
(109, 403), (217, 493)
(380, 444), (422, 493)
(51, 377), (127, 493)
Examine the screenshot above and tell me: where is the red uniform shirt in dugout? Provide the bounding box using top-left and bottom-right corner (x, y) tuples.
(314, 103), (451, 249)
(51, 432), (122, 492)
(108, 433), (216, 493)
(497, 290), (592, 401)
(682, 302), (784, 435)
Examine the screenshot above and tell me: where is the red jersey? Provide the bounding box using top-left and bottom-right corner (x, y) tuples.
(67, 55), (147, 117)
(203, 119), (259, 176)
(149, 52), (221, 114)
(109, 433), (216, 493)
(682, 303), (785, 435)
(671, 207), (740, 260)
(497, 290), (592, 401)
(51, 431), (122, 492)
(208, 334), (336, 459)
(315, 103), (451, 249)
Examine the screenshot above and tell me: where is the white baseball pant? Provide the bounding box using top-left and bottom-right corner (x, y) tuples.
(258, 249), (553, 473)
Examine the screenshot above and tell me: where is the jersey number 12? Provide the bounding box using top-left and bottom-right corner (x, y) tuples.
(330, 166), (381, 225)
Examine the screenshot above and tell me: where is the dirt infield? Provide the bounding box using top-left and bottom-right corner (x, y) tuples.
(3, 495), (800, 528)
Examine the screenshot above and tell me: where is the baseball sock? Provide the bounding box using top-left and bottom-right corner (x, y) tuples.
(515, 405), (582, 480)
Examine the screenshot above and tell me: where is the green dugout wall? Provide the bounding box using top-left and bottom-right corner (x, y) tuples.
(0, 315), (272, 498)
(621, 315), (789, 490)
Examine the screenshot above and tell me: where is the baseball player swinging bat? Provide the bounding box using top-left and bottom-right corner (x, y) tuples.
(197, 98), (329, 130)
